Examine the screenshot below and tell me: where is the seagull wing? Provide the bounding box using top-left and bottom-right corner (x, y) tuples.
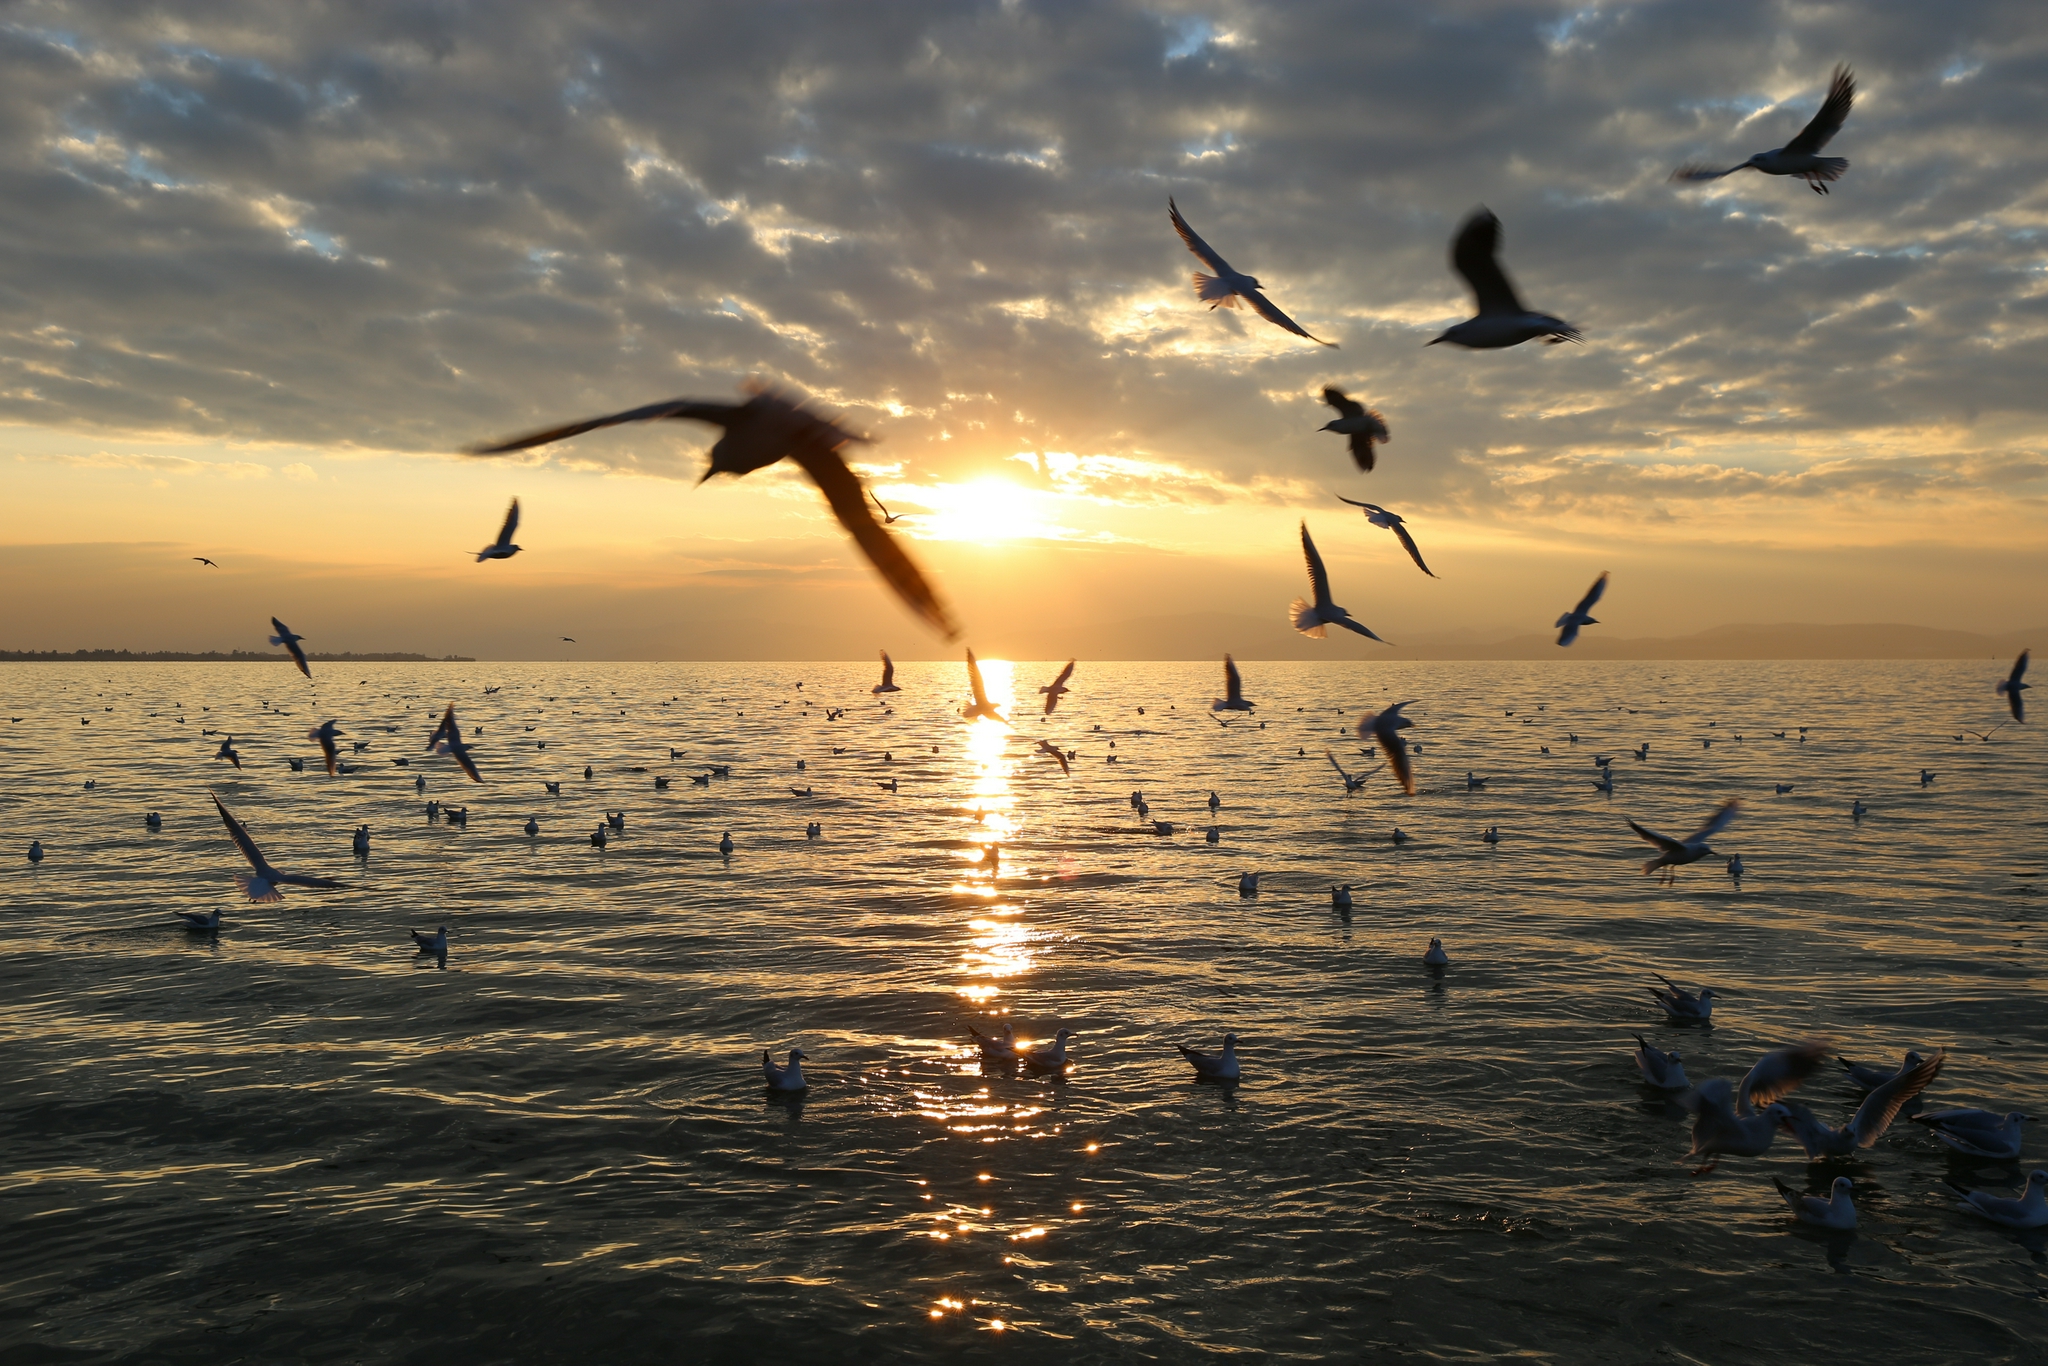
(1388, 520), (1436, 577)
(1047, 658), (1075, 689)
(1685, 799), (1741, 845)
(1244, 288), (1337, 347)
(1336, 493), (1375, 510)
(1849, 1050), (1944, 1147)
(1331, 617), (1389, 644)
(1322, 387), (1365, 421)
(1669, 162), (1743, 183)
(316, 727), (338, 775)
(447, 738), (483, 783)
(1450, 208), (1526, 317)
(879, 650), (895, 687)
(1740, 1041), (1828, 1112)
(1784, 65), (1855, 156)
(212, 794), (279, 881)
(1168, 197), (1233, 275)
(497, 498), (520, 545)
(788, 442), (961, 641)
(1324, 750), (1353, 784)
(271, 618), (310, 678)
(1574, 571), (1609, 616)
(1299, 522), (1335, 608)
(427, 705), (456, 751)
(466, 399), (745, 454)
(966, 649), (991, 708)
(1223, 654), (1243, 704)
(1627, 820), (1685, 856)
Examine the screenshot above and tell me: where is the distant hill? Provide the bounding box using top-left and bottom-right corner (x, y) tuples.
(0, 649), (474, 663)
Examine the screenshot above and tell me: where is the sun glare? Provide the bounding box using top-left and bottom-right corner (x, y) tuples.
(907, 479), (1061, 545)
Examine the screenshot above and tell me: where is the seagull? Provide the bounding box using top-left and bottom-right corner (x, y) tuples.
(1331, 885), (1354, 912)
(174, 908), (222, 931)
(410, 926), (448, 955)
(1949, 1170), (2048, 1229)
(1739, 1041), (1831, 1114)
(873, 650), (901, 695)
(1555, 572), (1608, 647)
(1465, 771), (1488, 790)
(212, 794), (341, 903)
(1726, 854), (1745, 882)
(1628, 799), (1740, 884)
(1238, 871), (1259, 896)
(1318, 389), (1388, 471)
(1776, 1051), (1945, 1158)
(468, 383), (960, 640)
(475, 497), (522, 561)
(1683, 1080), (1792, 1172)
(1168, 197), (1335, 346)
(1996, 649), (2030, 722)
(1632, 1034), (1690, 1090)
(1020, 1029), (1077, 1071)
(1912, 1108), (2034, 1160)
(560, 637), (576, 643)
(1038, 659), (1076, 713)
(1325, 749), (1377, 793)
(1356, 701), (1417, 794)
(1213, 654), (1256, 712)
(524, 816), (539, 837)
(1920, 769), (1936, 786)
(269, 617), (311, 678)
(1205, 825), (1220, 844)
(193, 557), (218, 567)
(307, 719), (343, 775)
(1335, 496), (1435, 576)
(145, 812), (162, 829)
(961, 649), (1005, 723)
(1177, 1034), (1241, 1080)
(1429, 208), (1581, 348)
(1649, 973), (1717, 1023)
(1772, 1177), (1858, 1230)
(351, 825), (369, 856)
(27, 840), (42, 863)
(1291, 522), (1389, 643)
(718, 832), (733, 855)
(1672, 65), (1856, 195)
(762, 1047), (808, 1091)
(590, 824), (607, 848)
(1034, 738), (1071, 776)
(1423, 937), (1449, 968)
(968, 1023), (1017, 1061)
(428, 705), (483, 782)
(214, 738), (242, 770)
(871, 491), (903, 524)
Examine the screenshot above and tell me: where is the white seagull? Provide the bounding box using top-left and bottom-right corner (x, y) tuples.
(1169, 198), (1335, 347)
(762, 1047), (809, 1091)
(1949, 1170), (2048, 1229)
(1325, 749), (1378, 793)
(1777, 1051), (1945, 1158)
(212, 794), (341, 903)
(1912, 1108), (2033, 1160)
(1672, 66), (1856, 195)
(1020, 1029), (1077, 1072)
(475, 498), (522, 561)
(1555, 572), (1608, 647)
(1632, 1034), (1690, 1090)
(1318, 388), (1388, 470)
(1683, 1079), (1792, 1172)
(969, 1022), (1018, 1061)
(1648, 973), (1717, 1023)
(1429, 208), (1581, 349)
(1336, 496), (1435, 576)
(1177, 1034), (1241, 1080)
(1772, 1176), (1858, 1230)
(1628, 799), (1740, 883)
(1291, 522), (1389, 643)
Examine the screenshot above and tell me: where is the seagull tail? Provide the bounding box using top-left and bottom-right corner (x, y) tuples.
(1192, 273), (1238, 305)
(1289, 598), (1328, 638)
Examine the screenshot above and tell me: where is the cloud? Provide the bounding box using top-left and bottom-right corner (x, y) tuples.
(0, 0), (2042, 545)
(39, 450), (272, 478)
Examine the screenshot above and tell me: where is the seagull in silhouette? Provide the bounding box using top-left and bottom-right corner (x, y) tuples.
(871, 650), (901, 695)
(307, 719), (342, 775)
(1177, 1034), (1241, 1080)
(212, 794), (340, 903)
(961, 650), (1005, 723)
(1325, 749), (1377, 793)
(1672, 65), (1855, 195)
(1291, 522), (1388, 643)
(1429, 208), (1581, 348)
(1777, 1051), (1945, 1158)
(269, 617), (311, 678)
(213, 737), (242, 769)
(1555, 572), (1608, 647)
(1168, 198), (1335, 347)
(1628, 799), (1739, 883)
(1318, 388), (1387, 470)
(1996, 649), (2029, 722)
(1357, 702), (1417, 794)
(193, 557), (218, 568)
(475, 497), (522, 561)
(1336, 496), (1435, 576)
(560, 637), (575, 643)
(175, 908), (222, 931)
(1038, 659), (1076, 714)
(1034, 738), (1071, 776)
(469, 382), (959, 640)
(428, 704), (483, 782)
(1213, 654), (1255, 712)
(871, 491), (903, 524)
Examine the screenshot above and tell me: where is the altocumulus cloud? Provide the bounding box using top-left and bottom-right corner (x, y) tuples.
(0, 0), (2044, 532)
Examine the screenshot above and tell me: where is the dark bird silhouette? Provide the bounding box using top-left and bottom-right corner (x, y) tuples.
(1169, 198), (1336, 347)
(1997, 649), (2030, 722)
(961, 650), (1005, 723)
(871, 491), (903, 524)
(873, 650), (901, 695)
(1337, 496), (1435, 577)
(1673, 65), (1855, 194)
(1628, 799), (1740, 883)
(1213, 654), (1255, 712)
(1357, 702), (1417, 794)
(1291, 522), (1388, 642)
(468, 383), (959, 640)
(212, 794), (341, 903)
(269, 617), (311, 678)
(307, 719), (343, 775)
(476, 497), (522, 561)
(1430, 209), (1580, 348)
(1038, 659), (1076, 714)
(1035, 738), (1071, 776)
(427, 704), (482, 783)
(1318, 388), (1388, 470)
(193, 557), (218, 567)
(1555, 572), (1608, 647)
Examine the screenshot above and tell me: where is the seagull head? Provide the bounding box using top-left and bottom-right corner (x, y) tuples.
(1697, 988), (1718, 1001)
(789, 1048), (808, 1062)
(1830, 1177), (1855, 1196)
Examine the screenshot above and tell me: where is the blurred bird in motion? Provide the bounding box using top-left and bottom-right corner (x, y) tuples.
(1430, 208), (1581, 348)
(1318, 388), (1388, 470)
(1672, 65), (1855, 195)
(475, 498), (522, 562)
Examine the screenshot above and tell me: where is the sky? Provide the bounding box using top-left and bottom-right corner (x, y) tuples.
(0, 0), (2043, 660)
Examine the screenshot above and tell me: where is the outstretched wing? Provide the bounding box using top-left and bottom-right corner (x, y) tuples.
(1168, 198), (1233, 275)
(789, 443), (961, 642)
(879, 650), (895, 687)
(1450, 208), (1526, 317)
(1575, 571), (1610, 616)
(1050, 659), (1076, 689)
(1223, 653), (1243, 703)
(1299, 522), (1335, 608)
(1740, 1041), (1828, 1112)
(1669, 163), (1742, 183)
(427, 705), (457, 751)
(1332, 617), (1389, 644)
(966, 649), (990, 708)
(465, 399), (745, 455)
(271, 618), (311, 678)
(1850, 1050), (1943, 1147)
(447, 739), (483, 783)
(1244, 288), (1337, 347)
(1389, 520), (1435, 577)
(212, 794), (277, 880)
(1686, 799), (1741, 845)
(1322, 387), (1365, 421)
(1324, 749), (1353, 784)
(1627, 819), (1684, 855)
(1785, 65), (1855, 156)
(497, 498), (520, 544)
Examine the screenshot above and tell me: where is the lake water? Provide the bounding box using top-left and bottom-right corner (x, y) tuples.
(2, 658), (2044, 1363)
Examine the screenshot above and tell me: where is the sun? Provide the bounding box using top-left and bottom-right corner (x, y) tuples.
(902, 478), (1060, 545)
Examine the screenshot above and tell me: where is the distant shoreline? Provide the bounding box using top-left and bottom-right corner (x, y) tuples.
(0, 650), (474, 663)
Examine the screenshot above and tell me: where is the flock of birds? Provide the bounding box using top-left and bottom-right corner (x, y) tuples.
(34, 62), (2043, 1243)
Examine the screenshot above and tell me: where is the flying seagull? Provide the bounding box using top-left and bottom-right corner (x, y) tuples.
(873, 650), (901, 695)
(1429, 208), (1581, 349)
(1213, 654), (1255, 712)
(1777, 1050), (1946, 1158)
(427, 704), (483, 782)
(1291, 522), (1389, 642)
(1555, 572), (1608, 647)
(1168, 197), (1336, 347)
(1996, 649), (2029, 722)
(1672, 65), (1855, 195)
(193, 557), (218, 567)
(560, 637), (575, 643)
(1034, 738), (1071, 776)
(476, 498), (522, 562)
(469, 383), (958, 640)
(213, 737), (242, 770)
(961, 649), (1005, 723)
(1357, 701), (1417, 794)
(269, 617), (311, 678)
(212, 793), (340, 903)
(1038, 659), (1076, 714)
(1628, 799), (1740, 883)
(1337, 496), (1435, 577)
(871, 491), (903, 524)
(1318, 388), (1388, 471)
(307, 719), (343, 775)
(1325, 749), (1379, 793)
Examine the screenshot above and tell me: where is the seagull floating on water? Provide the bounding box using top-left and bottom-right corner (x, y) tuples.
(1672, 65), (1855, 195)
(1912, 1108), (2034, 1160)
(1555, 572), (1608, 647)
(1628, 799), (1740, 884)
(1949, 1170), (2048, 1229)
(1020, 1029), (1077, 1071)
(475, 497), (522, 561)
(1291, 522), (1389, 643)
(1430, 208), (1581, 348)
(469, 382), (959, 640)
(1996, 649), (2030, 722)
(1335, 496), (1434, 576)
(1649, 973), (1717, 1023)
(763, 1047), (808, 1091)
(175, 908), (221, 932)
(1168, 198), (1335, 347)
(1318, 388), (1387, 470)
(1773, 1176), (1858, 1230)
(1632, 1034), (1690, 1090)
(1177, 1034), (1241, 1081)
(1423, 937), (1449, 968)
(410, 926), (447, 955)
(969, 1022), (1017, 1061)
